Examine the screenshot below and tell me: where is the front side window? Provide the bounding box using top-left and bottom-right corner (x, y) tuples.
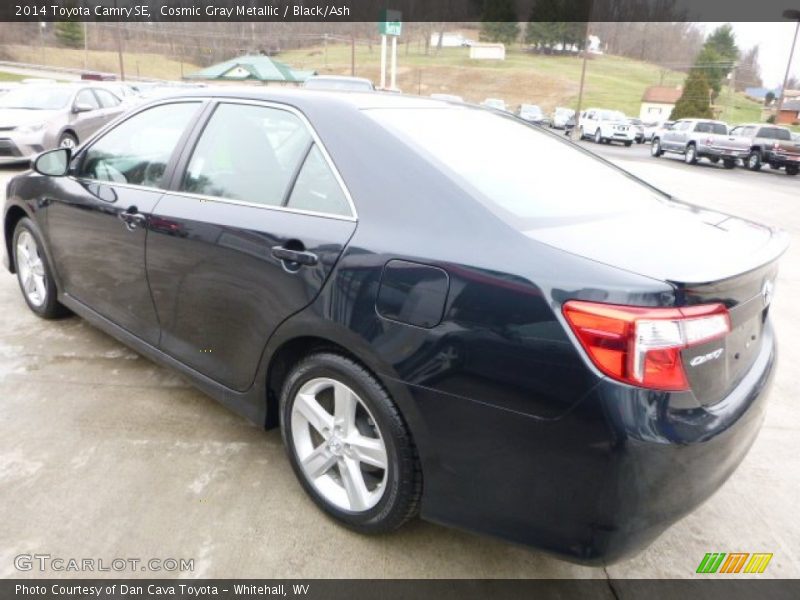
(75, 89), (100, 111)
(78, 102), (200, 188)
(181, 103), (312, 207)
(94, 89), (120, 108)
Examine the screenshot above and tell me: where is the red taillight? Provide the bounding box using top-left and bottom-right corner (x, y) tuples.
(562, 301), (730, 391)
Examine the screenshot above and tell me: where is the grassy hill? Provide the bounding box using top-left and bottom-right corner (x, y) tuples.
(278, 42), (764, 123)
(0, 41), (766, 125)
(1, 44), (194, 80)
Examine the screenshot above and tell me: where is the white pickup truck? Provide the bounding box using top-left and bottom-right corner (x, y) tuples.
(578, 108), (636, 146)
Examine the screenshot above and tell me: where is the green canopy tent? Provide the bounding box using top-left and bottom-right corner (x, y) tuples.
(185, 54), (315, 84)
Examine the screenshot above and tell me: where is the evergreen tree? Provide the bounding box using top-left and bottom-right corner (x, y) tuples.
(55, 21), (84, 49)
(480, 0), (520, 45)
(670, 70), (713, 120)
(696, 24), (739, 100)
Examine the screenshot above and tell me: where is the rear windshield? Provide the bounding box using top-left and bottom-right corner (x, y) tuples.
(367, 107), (667, 225)
(758, 127), (791, 141)
(695, 122), (727, 134)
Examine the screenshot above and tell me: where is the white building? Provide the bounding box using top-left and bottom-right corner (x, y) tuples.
(639, 86), (683, 121)
(469, 43), (506, 61)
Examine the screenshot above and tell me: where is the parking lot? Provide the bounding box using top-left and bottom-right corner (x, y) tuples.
(1, 139), (799, 580)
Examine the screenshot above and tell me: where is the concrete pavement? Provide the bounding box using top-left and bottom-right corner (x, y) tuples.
(1, 142), (798, 579)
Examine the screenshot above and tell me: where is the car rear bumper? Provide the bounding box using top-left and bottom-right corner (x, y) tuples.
(706, 146), (749, 160)
(407, 320), (776, 564)
(768, 152), (800, 167)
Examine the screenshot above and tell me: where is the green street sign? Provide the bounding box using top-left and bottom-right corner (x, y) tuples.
(378, 9), (402, 36)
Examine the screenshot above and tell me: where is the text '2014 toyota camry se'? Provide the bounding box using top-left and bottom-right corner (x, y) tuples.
(2, 89), (788, 564)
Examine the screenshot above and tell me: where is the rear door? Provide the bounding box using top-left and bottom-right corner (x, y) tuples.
(146, 100), (357, 391)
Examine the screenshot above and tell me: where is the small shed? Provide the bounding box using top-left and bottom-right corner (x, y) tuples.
(469, 43), (506, 61)
(639, 86), (683, 121)
(185, 54), (315, 84)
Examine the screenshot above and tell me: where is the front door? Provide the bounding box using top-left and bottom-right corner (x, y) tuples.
(146, 101), (357, 391)
(46, 100), (204, 345)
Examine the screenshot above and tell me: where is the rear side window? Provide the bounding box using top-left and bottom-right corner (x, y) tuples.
(181, 103), (312, 207)
(368, 107), (668, 225)
(695, 122), (727, 134)
(78, 102), (200, 188)
(286, 145), (350, 216)
(758, 127), (791, 141)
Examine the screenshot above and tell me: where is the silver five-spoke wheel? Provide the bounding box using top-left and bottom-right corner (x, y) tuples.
(16, 230), (47, 307)
(291, 377), (388, 512)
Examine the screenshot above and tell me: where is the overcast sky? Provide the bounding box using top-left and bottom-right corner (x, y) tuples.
(705, 22), (800, 88)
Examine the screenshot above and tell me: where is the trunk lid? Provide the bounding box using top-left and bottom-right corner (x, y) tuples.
(527, 202), (788, 405)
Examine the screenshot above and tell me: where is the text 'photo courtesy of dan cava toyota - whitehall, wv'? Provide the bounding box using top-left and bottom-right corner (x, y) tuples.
(1, 0), (800, 595)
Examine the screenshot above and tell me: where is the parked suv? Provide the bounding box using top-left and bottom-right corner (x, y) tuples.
(729, 124), (800, 176)
(651, 119), (746, 168)
(578, 108), (636, 146)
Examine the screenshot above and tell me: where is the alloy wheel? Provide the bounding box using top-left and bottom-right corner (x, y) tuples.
(16, 230), (47, 307)
(290, 377), (388, 512)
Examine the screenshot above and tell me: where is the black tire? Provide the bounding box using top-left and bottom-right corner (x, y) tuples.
(651, 138), (663, 157)
(11, 217), (69, 319)
(684, 143), (698, 165)
(280, 352), (422, 534)
(709, 157), (720, 164)
(723, 159), (736, 169)
(786, 165), (799, 176)
(57, 132), (78, 150)
(746, 150), (762, 171)
(594, 129), (602, 144)
(624, 141), (632, 147)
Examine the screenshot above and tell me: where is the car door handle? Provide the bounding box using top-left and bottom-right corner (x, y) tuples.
(119, 206), (146, 231)
(271, 245), (318, 266)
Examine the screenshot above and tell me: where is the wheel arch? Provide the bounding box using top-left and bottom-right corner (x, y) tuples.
(59, 128), (78, 143)
(261, 326), (431, 472)
(3, 204), (29, 274)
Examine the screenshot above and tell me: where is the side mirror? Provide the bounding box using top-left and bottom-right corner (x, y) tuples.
(33, 148), (70, 177)
(73, 103), (94, 113)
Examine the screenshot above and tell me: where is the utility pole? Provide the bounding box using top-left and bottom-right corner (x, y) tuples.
(351, 35), (355, 76)
(776, 11), (800, 119)
(573, 23), (590, 139)
(113, 0), (125, 80)
(83, 22), (88, 70)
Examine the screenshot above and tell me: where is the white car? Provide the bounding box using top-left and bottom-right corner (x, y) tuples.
(481, 98), (508, 112)
(578, 108), (636, 146)
(551, 107), (575, 129)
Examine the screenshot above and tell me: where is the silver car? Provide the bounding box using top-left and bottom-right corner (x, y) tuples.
(0, 84), (125, 163)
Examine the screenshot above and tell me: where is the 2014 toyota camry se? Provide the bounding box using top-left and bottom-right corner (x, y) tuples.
(2, 89), (788, 564)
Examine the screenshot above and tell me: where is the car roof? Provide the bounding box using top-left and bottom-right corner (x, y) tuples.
(137, 86), (450, 112)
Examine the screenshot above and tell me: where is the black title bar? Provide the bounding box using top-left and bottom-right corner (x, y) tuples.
(1, 0), (799, 23)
